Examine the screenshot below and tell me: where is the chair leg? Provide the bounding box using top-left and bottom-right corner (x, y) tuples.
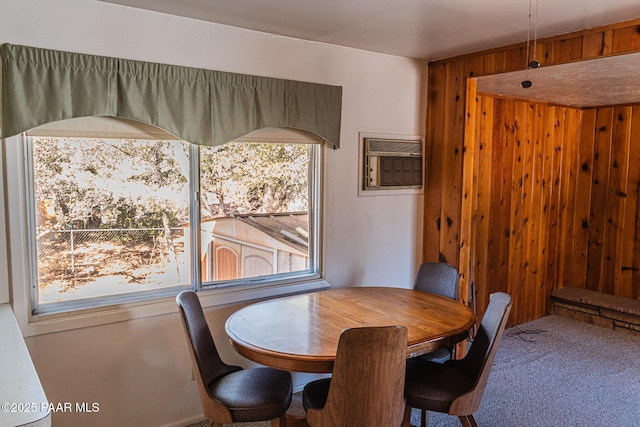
(458, 415), (478, 427)
(271, 414), (288, 427)
(420, 409), (429, 427)
(401, 406), (430, 427)
(401, 405), (412, 427)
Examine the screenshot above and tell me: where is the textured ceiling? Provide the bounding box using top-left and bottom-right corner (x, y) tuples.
(477, 53), (640, 107)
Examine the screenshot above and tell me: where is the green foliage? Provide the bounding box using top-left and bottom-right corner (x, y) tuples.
(32, 137), (189, 232)
(32, 137), (309, 232)
(199, 142), (309, 218)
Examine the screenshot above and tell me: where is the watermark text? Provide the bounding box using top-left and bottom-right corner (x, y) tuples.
(1, 402), (100, 413)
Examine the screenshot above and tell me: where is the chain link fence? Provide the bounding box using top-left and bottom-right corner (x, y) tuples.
(36, 227), (187, 286)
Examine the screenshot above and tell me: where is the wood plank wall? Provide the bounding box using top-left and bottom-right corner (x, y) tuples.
(425, 18), (640, 325)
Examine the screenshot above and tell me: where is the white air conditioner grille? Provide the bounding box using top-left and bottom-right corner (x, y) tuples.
(367, 138), (422, 155)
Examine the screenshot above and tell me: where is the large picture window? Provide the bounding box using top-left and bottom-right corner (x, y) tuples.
(26, 125), (321, 314)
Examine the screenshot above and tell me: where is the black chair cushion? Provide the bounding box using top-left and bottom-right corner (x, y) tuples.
(417, 346), (452, 363)
(208, 367), (293, 422)
(404, 358), (475, 414)
(302, 377), (331, 411)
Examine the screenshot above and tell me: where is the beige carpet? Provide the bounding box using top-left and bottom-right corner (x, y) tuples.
(414, 314), (640, 426)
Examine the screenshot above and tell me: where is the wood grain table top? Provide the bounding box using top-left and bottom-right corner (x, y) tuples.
(225, 287), (476, 373)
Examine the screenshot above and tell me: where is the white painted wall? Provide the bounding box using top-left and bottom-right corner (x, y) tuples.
(0, 0), (426, 425)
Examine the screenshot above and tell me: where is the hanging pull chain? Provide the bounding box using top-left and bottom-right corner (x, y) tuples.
(522, 0), (534, 88)
(530, 0), (540, 69)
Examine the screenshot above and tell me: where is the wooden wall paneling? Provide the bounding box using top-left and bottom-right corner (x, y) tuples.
(464, 56), (487, 306)
(621, 106), (640, 299)
(612, 24), (640, 54)
(558, 109), (580, 289)
(520, 102), (540, 322)
(507, 101), (528, 323)
(440, 59), (466, 265)
(533, 40), (555, 67)
(464, 55), (487, 301)
(423, 64), (446, 262)
(582, 30), (613, 59)
(482, 51), (506, 76)
(473, 95), (495, 316)
(504, 46), (527, 72)
(572, 109), (596, 290)
(537, 105), (557, 315)
(462, 59), (486, 309)
(530, 104), (547, 319)
(488, 99), (514, 299)
(464, 55), (485, 79)
(484, 96), (504, 308)
(586, 108), (614, 292)
(553, 108), (570, 287)
(426, 18), (640, 324)
(460, 78), (479, 312)
(546, 107), (568, 292)
(553, 36), (583, 63)
(602, 106), (632, 295)
(555, 108), (572, 289)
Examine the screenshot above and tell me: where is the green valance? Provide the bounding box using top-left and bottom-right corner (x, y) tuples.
(0, 43), (342, 148)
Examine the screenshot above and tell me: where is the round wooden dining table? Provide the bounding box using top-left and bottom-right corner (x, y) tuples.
(225, 287), (476, 373)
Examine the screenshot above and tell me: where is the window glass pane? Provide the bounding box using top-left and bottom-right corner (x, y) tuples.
(31, 137), (191, 305)
(199, 142), (313, 283)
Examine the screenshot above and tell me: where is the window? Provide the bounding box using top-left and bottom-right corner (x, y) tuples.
(25, 123), (321, 315)
(198, 142), (317, 285)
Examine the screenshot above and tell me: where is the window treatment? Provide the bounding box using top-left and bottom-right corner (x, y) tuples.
(0, 43), (342, 148)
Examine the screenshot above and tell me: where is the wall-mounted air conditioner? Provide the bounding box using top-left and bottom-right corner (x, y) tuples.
(360, 134), (424, 194)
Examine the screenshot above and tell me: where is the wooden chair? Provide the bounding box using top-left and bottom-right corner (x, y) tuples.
(176, 291), (292, 427)
(302, 326), (408, 427)
(402, 292), (512, 427)
(413, 262), (460, 362)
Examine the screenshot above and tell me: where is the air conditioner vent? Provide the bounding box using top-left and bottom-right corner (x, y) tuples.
(362, 136), (424, 192)
(367, 139), (422, 155)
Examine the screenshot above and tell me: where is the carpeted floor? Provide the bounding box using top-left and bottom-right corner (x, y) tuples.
(186, 315), (640, 427)
(417, 315), (640, 427)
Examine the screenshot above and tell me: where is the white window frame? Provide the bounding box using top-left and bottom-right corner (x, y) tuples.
(4, 120), (329, 337)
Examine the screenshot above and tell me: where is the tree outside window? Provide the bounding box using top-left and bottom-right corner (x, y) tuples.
(30, 136), (315, 311)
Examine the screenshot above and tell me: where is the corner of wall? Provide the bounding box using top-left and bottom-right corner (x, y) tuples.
(0, 141), (9, 304)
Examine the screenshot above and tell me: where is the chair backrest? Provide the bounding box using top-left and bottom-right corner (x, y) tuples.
(176, 291), (241, 421)
(413, 262), (459, 300)
(447, 292), (512, 415)
(307, 326), (408, 427)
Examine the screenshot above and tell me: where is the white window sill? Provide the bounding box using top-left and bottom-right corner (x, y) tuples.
(19, 279), (331, 337)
